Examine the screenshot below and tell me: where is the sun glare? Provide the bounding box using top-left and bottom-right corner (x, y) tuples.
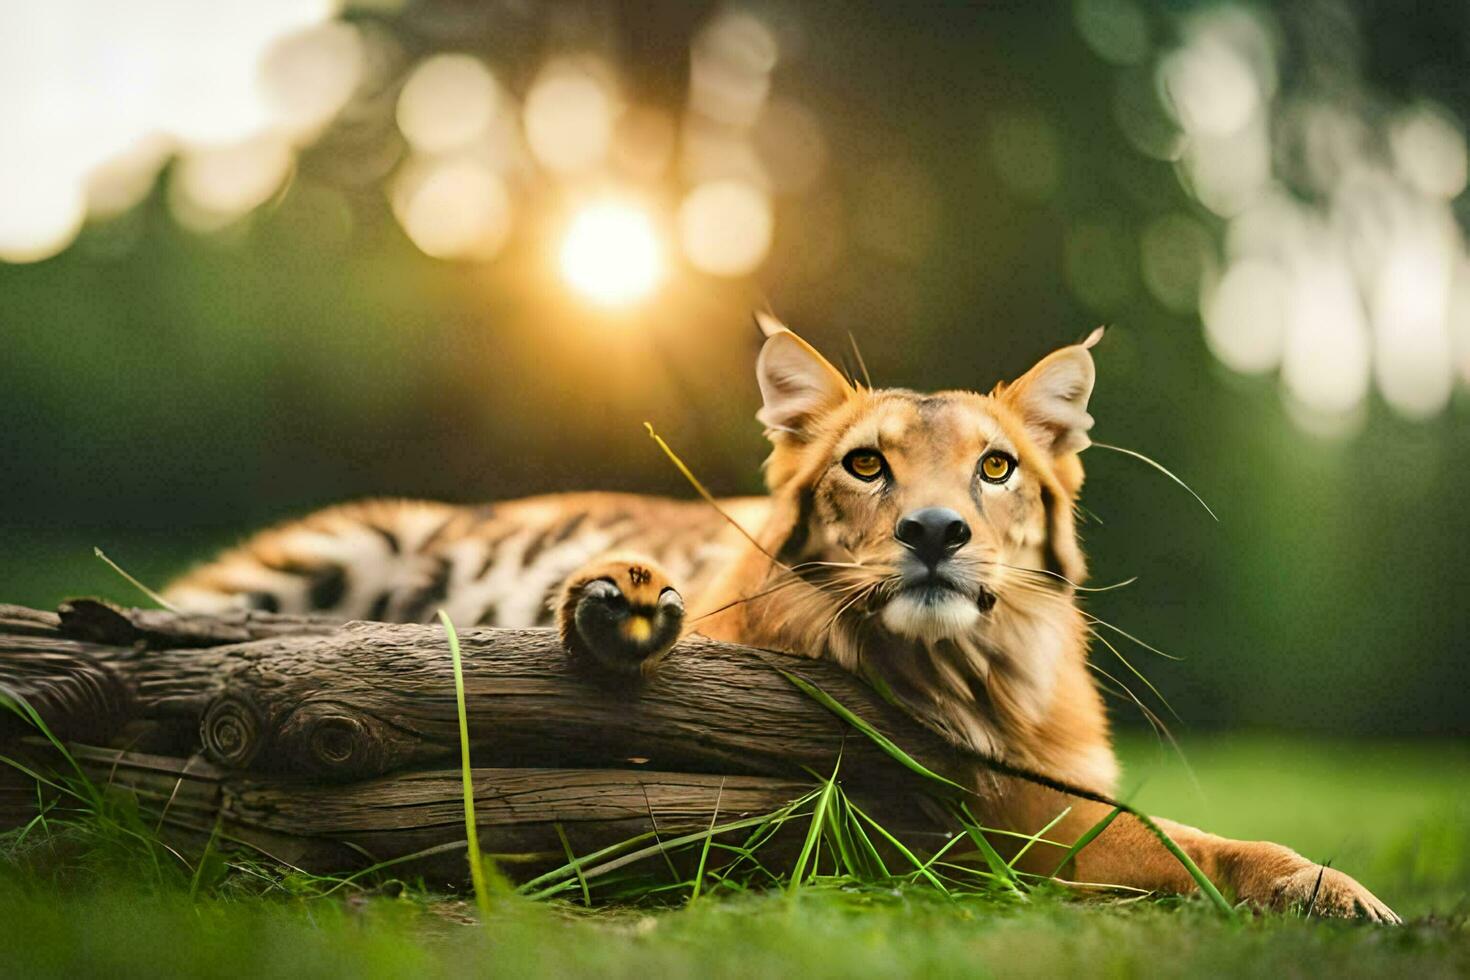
(559, 202), (663, 305)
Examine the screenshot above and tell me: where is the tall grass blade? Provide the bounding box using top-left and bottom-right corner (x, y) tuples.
(554, 823), (591, 906)
(438, 610), (503, 919)
(779, 671), (967, 794)
(94, 547), (180, 612)
(1007, 805), (1071, 871)
(789, 758), (839, 892)
(689, 779), (725, 903)
(645, 423), (783, 567)
(780, 669), (1233, 916)
(1132, 812), (1234, 917)
(956, 803), (1023, 893)
(1048, 806), (1123, 879)
(845, 798), (950, 896)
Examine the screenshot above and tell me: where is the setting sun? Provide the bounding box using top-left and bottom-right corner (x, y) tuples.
(558, 202), (663, 306)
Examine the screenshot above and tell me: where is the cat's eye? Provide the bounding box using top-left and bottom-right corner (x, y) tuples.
(843, 449), (886, 481)
(979, 451), (1016, 484)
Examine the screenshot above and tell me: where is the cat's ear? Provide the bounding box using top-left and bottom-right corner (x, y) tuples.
(1002, 327), (1103, 456)
(754, 313), (853, 439)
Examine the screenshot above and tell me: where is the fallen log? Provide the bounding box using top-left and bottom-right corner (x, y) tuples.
(0, 601), (966, 884)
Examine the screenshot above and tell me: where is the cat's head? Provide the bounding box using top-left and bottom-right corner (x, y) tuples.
(747, 314), (1099, 651)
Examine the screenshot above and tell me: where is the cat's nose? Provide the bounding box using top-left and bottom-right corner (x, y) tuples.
(894, 507), (971, 568)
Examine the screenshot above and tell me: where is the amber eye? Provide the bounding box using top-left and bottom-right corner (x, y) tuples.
(979, 451), (1015, 484)
(843, 449), (887, 481)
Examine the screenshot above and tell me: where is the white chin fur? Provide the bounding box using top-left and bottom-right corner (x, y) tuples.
(881, 591), (981, 642)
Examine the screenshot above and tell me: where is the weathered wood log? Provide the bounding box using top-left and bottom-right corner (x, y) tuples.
(0, 600), (967, 884)
(0, 600), (971, 785)
(4, 741), (850, 884)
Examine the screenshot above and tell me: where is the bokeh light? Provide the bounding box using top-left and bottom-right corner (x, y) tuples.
(560, 202), (663, 305)
(753, 98), (828, 196)
(0, 0), (350, 261)
(689, 10), (779, 129)
(1074, 0), (1151, 67)
(1203, 258), (1287, 374)
(679, 180), (774, 277)
(396, 54), (500, 156)
(259, 21), (364, 140)
(2, 2), (794, 296)
(1140, 212), (1213, 314)
(391, 156), (512, 260)
(1097, 2), (1470, 430)
(170, 133), (295, 232)
(524, 62), (617, 175)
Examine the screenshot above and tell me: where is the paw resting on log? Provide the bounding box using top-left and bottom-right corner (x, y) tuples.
(557, 557), (685, 676)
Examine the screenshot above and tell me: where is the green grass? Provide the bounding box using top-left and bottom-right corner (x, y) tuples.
(2, 734), (1465, 978)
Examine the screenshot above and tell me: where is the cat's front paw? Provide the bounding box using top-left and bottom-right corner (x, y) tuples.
(557, 558), (684, 675)
(1257, 864), (1400, 924)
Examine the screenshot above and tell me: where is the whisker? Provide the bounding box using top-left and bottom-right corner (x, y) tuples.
(1091, 441), (1218, 523)
(846, 330), (873, 389)
(1088, 660), (1199, 791)
(685, 577), (811, 626)
(788, 560), (874, 573)
(688, 560), (885, 629)
(821, 581), (884, 639)
(1083, 614), (1184, 662)
(969, 558), (1139, 595)
(1088, 661), (1173, 744)
(1086, 626), (1182, 723)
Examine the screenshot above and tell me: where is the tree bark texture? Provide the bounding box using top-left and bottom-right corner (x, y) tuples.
(0, 601), (967, 883)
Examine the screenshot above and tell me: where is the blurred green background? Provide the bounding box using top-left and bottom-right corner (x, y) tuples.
(2, 0), (1467, 739)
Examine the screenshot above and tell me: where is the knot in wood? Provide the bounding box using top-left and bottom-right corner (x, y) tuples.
(199, 694), (265, 769)
(275, 702), (390, 780)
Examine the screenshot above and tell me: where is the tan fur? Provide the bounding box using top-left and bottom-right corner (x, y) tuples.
(167, 322), (1397, 921)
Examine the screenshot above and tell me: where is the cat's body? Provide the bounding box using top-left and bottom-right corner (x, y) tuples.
(165, 493), (764, 627)
(166, 317), (1399, 922)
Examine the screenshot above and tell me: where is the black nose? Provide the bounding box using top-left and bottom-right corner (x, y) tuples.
(894, 507), (971, 568)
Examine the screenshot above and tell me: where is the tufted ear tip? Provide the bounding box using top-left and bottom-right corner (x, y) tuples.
(1082, 325), (1105, 350)
(754, 310), (787, 339)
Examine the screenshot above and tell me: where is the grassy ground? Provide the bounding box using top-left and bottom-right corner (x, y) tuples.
(1, 545), (1465, 975)
(2, 734), (1465, 978)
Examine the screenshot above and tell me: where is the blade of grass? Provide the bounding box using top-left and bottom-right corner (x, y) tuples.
(93, 547), (181, 611)
(1048, 806), (1123, 879)
(956, 803), (1023, 893)
(912, 829), (973, 878)
(553, 823), (591, 906)
(1132, 812), (1234, 917)
(821, 787), (862, 878)
(782, 670), (1233, 916)
(645, 423), (783, 568)
(788, 758), (839, 892)
(780, 671), (967, 793)
(522, 802), (820, 900)
(1007, 805), (1072, 871)
(1, 693), (92, 790)
(845, 797), (950, 896)
(689, 779), (725, 903)
(843, 798), (890, 879)
(189, 815), (223, 900)
(438, 609), (503, 919)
